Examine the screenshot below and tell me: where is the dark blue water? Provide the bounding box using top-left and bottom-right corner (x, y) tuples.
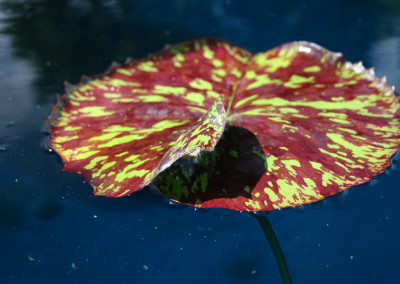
(1, 0), (399, 283)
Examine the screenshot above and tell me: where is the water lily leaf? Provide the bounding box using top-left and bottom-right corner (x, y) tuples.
(47, 38), (400, 211)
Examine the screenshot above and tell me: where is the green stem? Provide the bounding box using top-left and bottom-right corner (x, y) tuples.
(250, 212), (292, 284)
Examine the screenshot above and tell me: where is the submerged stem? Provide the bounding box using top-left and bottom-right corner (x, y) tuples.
(250, 212), (292, 284)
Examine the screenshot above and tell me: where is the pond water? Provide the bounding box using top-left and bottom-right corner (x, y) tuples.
(1, 0), (399, 283)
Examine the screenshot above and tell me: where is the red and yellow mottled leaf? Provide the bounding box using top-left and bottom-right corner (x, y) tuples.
(47, 38), (400, 211)
(46, 39), (241, 197)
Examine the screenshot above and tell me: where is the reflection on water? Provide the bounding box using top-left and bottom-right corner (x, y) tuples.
(368, 36), (400, 87)
(0, 0), (195, 104)
(0, 10), (36, 136)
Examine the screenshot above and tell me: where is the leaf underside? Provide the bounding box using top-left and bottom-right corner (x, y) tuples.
(47, 38), (400, 211)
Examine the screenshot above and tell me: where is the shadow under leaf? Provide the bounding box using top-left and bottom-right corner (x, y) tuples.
(151, 126), (267, 205)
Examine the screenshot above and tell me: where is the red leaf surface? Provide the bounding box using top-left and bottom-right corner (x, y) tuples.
(47, 38), (400, 211)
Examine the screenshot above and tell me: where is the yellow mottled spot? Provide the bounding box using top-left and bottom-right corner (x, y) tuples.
(149, 120), (188, 131)
(315, 84), (325, 88)
(279, 107), (299, 114)
(234, 53), (248, 64)
(74, 146), (91, 153)
(279, 146), (289, 151)
(253, 53), (291, 72)
(112, 98), (138, 103)
(330, 118), (351, 124)
(185, 92), (205, 106)
(277, 179), (322, 204)
(64, 126), (82, 131)
(93, 161), (116, 178)
(318, 112), (347, 118)
(234, 94), (258, 109)
(212, 59), (223, 67)
(70, 101), (80, 106)
(106, 183), (114, 190)
(335, 161), (351, 172)
(211, 74), (222, 82)
(244, 199), (261, 210)
(310, 161), (323, 171)
(108, 79), (140, 87)
(153, 85), (186, 95)
(246, 74), (282, 90)
(124, 155), (140, 162)
(89, 80), (108, 90)
(264, 188), (279, 202)
(173, 61), (182, 68)
(189, 78), (213, 90)
(75, 151), (100, 160)
(352, 135), (367, 141)
(173, 52), (185, 62)
(292, 114), (309, 119)
(115, 162), (151, 182)
(284, 75), (315, 88)
(327, 144), (341, 149)
(104, 93), (121, 98)
(319, 148), (354, 164)
(338, 127), (357, 134)
(302, 178), (318, 196)
(137, 61), (158, 72)
(203, 45), (214, 60)
(231, 68), (242, 78)
(266, 155), (280, 171)
(116, 152), (129, 157)
(282, 124), (298, 131)
(334, 80), (358, 88)
(116, 68), (134, 76)
(138, 95), (168, 103)
(149, 145), (164, 151)
(245, 70), (257, 79)
(322, 171), (344, 187)
(54, 135), (79, 143)
(115, 189), (131, 197)
(79, 106), (114, 117)
(69, 91), (96, 102)
(212, 69), (226, 77)
(79, 85), (93, 92)
(336, 67), (357, 79)
(131, 89), (148, 93)
(206, 90), (220, 98)
(282, 159), (301, 174)
(268, 117), (292, 124)
(303, 65), (321, 72)
(84, 156), (108, 170)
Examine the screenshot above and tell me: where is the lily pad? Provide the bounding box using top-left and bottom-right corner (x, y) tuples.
(47, 38), (400, 211)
